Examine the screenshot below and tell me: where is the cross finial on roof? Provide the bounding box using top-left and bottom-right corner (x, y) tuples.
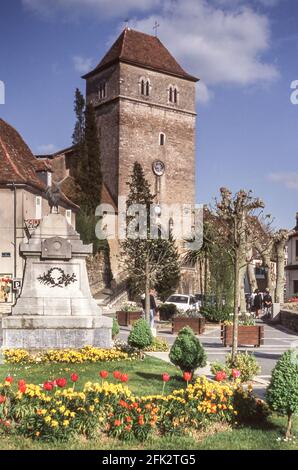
(153, 20), (160, 37)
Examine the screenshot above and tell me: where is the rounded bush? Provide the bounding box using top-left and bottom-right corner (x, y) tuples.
(128, 319), (153, 350)
(169, 326), (207, 373)
(266, 349), (298, 437)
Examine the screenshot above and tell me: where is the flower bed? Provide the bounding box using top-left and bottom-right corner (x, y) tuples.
(3, 346), (140, 365)
(0, 373), (268, 442)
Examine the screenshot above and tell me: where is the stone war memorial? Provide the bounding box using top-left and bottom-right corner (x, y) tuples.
(2, 210), (112, 349)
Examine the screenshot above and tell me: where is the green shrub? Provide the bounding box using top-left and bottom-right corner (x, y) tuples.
(128, 319), (153, 350)
(210, 361), (230, 376)
(159, 303), (177, 321)
(201, 305), (231, 323)
(174, 310), (203, 319)
(226, 352), (260, 382)
(266, 349), (298, 437)
(144, 337), (169, 352)
(169, 326), (207, 373)
(112, 318), (120, 339)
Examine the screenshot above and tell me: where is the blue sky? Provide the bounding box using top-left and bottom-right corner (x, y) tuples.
(0, 0), (297, 229)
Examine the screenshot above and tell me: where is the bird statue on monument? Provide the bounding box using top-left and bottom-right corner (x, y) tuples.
(45, 177), (68, 213)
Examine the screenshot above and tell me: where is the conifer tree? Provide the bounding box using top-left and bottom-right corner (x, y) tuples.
(121, 162), (181, 323)
(84, 104), (102, 214)
(71, 90), (103, 253)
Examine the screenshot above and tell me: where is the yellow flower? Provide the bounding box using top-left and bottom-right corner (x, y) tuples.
(51, 420), (59, 428)
(63, 420), (70, 427)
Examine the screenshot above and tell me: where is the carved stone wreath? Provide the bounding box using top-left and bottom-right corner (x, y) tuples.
(37, 267), (77, 288)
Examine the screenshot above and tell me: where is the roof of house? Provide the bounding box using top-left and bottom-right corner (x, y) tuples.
(0, 118), (78, 210)
(83, 28), (199, 82)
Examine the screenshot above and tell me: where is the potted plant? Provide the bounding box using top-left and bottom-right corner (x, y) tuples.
(116, 302), (143, 327)
(172, 310), (206, 335)
(221, 315), (264, 347)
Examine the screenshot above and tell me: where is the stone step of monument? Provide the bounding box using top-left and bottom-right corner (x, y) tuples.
(0, 304), (12, 315)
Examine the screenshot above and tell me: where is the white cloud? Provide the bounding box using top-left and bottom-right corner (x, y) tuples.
(36, 143), (57, 154)
(22, 0), (160, 20)
(73, 55), (93, 73)
(132, 0), (279, 103)
(23, 0), (279, 104)
(269, 172), (298, 190)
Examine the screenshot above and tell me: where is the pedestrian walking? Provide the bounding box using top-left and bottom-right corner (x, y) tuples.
(253, 289), (263, 318)
(263, 288), (273, 319)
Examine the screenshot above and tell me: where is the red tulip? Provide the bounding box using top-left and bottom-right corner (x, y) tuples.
(43, 381), (53, 391)
(56, 378), (67, 388)
(5, 376), (13, 384)
(215, 371), (226, 382)
(18, 379), (26, 387)
(120, 374), (129, 383)
(70, 373), (79, 383)
(0, 395), (6, 404)
(100, 370), (108, 379)
(19, 384), (27, 393)
(113, 370), (121, 379)
(183, 372), (192, 382)
(162, 373), (170, 382)
(232, 369), (241, 379)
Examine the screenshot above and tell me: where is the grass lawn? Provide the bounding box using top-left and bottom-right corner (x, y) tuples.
(0, 356), (183, 396)
(0, 356), (297, 450)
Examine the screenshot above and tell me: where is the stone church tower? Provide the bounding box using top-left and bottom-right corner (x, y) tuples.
(83, 28), (199, 290)
(83, 28), (198, 208)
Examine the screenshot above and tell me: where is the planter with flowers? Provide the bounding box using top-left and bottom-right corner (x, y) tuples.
(116, 302), (143, 327)
(221, 317), (264, 347)
(172, 310), (205, 335)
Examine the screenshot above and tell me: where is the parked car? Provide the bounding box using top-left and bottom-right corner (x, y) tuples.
(194, 294), (226, 308)
(164, 294), (198, 312)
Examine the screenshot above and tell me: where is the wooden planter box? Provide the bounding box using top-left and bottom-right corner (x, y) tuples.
(221, 324), (264, 347)
(172, 317), (206, 335)
(116, 311), (143, 327)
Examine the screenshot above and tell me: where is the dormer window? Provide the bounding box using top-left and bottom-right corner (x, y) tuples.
(140, 77), (150, 97)
(169, 85), (178, 104)
(98, 82), (107, 100)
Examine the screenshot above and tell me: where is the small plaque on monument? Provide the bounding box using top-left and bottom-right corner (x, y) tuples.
(41, 237), (72, 260)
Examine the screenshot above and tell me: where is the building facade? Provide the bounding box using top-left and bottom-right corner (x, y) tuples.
(0, 119), (77, 312)
(286, 213), (298, 299)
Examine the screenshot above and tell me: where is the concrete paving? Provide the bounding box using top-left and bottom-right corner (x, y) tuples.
(119, 319), (298, 382)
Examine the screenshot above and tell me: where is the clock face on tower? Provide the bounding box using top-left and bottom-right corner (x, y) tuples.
(152, 160), (165, 176)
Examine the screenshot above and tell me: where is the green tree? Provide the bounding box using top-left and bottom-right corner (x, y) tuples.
(266, 350), (298, 438)
(128, 319), (153, 350)
(121, 162), (181, 323)
(169, 326), (207, 374)
(84, 104), (102, 214)
(71, 90), (103, 253)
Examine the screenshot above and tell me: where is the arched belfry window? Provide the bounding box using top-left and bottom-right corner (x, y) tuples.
(169, 85), (178, 104)
(98, 81), (107, 99)
(140, 77), (150, 97)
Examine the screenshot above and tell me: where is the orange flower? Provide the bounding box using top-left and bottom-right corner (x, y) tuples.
(125, 416), (132, 423)
(119, 400), (128, 408)
(125, 425), (131, 431)
(114, 419), (121, 427)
